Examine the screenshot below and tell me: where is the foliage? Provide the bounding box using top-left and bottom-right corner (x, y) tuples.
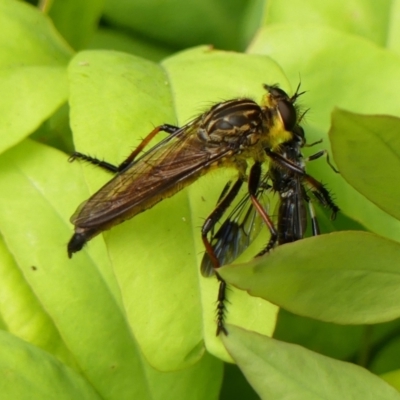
(1, 0), (400, 398)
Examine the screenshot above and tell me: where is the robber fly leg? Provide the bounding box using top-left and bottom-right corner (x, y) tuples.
(117, 124), (179, 171)
(68, 153), (119, 173)
(216, 277), (228, 336)
(69, 124), (180, 174)
(201, 177), (244, 335)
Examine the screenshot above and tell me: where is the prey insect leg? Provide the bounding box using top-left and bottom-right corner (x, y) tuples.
(68, 124), (180, 173)
(266, 148), (340, 219)
(304, 149), (339, 174)
(303, 191), (321, 236)
(303, 174), (340, 220)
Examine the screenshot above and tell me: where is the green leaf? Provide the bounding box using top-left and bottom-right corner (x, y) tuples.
(30, 103), (74, 154)
(67, 48), (292, 364)
(387, 1), (400, 55)
(274, 309), (365, 361)
(249, 25), (400, 244)
(102, 0), (259, 51)
(0, 331), (100, 400)
(220, 363), (259, 400)
(0, 0), (73, 153)
(222, 326), (400, 400)
(0, 140), (151, 399)
(0, 235), (79, 370)
(49, 0), (105, 50)
(219, 231), (400, 325)
(87, 27), (173, 62)
(144, 352), (223, 400)
(370, 333), (400, 374)
(264, 0), (391, 45)
(330, 109), (400, 222)
(381, 370), (400, 393)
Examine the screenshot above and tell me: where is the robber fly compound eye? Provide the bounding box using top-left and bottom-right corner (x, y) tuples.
(277, 98), (298, 131)
(263, 84), (300, 132)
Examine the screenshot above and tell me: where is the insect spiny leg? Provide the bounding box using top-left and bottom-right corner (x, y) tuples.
(69, 152), (119, 173)
(201, 178), (244, 335)
(215, 276), (228, 336)
(117, 124), (180, 171)
(256, 235), (277, 257)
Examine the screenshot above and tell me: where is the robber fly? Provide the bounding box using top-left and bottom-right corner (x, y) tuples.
(201, 125), (340, 275)
(67, 83), (304, 335)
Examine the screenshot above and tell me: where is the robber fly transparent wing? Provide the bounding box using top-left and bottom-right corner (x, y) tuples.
(200, 172), (272, 277)
(71, 117), (238, 230)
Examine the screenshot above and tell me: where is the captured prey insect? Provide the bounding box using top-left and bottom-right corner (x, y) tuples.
(67, 83), (305, 335)
(201, 125), (340, 276)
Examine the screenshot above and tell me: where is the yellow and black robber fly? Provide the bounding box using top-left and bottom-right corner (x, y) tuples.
(68, 83), (309, 334)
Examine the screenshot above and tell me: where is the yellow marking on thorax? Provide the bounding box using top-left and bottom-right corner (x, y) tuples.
(260, 92), (294, 150)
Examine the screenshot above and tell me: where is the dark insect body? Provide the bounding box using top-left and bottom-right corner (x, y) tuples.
(67, 84), (338, 335)
(265, 127), (339, 248)
(201, 125), (340, 279)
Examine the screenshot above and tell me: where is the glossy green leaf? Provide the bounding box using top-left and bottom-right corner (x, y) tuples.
(0, 331), (100, 399)
(68, 48), (286, 364)
(330, 109), (400, 221)
(219, 231), (400, 324)
(0, 140), (151, 399)
(0, 0), (72, 153)
(249, 25), (400, 244)
(264, 0), (391, 46)
(222, 326), (400, 400)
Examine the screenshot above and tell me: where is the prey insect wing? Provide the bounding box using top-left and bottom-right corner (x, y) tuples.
(201, 174), (271, 277)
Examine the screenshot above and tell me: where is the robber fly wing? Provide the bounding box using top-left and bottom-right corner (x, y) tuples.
(71, 119), (234, 228)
